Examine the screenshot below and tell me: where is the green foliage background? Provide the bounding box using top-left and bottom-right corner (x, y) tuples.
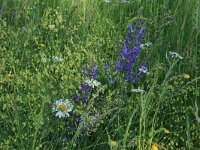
(0, 0), (199, 149)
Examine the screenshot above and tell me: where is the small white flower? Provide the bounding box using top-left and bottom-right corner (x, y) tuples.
(80, 114), (99, 128)
(49, 24), (55, 30)
(85, 79), (101, 88)
(52, 56), (64, 62)
(52, 99), (73, 118)
(140, 42), (152, 48)
(169, 51), (183, 59)
(139, 66), (148, 73)
(84, 116), (97, 125)
(131, 89), (145, 93)
(103, 0), (112, 3)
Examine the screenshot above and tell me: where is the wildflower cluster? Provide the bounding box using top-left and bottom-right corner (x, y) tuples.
(73, 66), (101, 103)
(114, 25), (147, 83)
(50, 24), (147, 118)
(49, 24), (148, 145)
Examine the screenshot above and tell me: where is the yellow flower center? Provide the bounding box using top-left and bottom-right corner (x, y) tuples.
(59, 104), (67, 112)
(85, 117), (92, 123)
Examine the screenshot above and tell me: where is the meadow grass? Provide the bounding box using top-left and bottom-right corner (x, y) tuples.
(0, 0), (199, 149)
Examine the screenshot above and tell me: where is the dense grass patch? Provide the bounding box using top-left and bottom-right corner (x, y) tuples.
(0, 0), (199, 149)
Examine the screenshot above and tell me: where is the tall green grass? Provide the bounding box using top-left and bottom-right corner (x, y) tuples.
(0, 0), (199, 149)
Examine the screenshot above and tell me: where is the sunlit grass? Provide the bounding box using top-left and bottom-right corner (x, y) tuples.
(0, 0), (199, 149)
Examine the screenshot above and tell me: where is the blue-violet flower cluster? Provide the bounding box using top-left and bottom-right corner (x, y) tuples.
(114, 25), (147, 83)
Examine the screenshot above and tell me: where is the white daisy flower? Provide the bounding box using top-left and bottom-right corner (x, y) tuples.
(52, 99), (73, 118)
(169, 51), (183, 59)
(139, 66), (148, 73)
(52, 56), (64, 62)
(83, 116), (97, 125)
(131, 89), (145, 93)
(84, 79), (101, 88)
(80, 114), (99, 128)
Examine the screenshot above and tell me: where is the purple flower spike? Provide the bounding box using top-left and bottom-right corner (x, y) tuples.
(104, 64), (109, 71)
(139, 27), (145, 36)
(128, 25), (134, 33)
(104, 64), (110, 76)
(81, 66), (87, 74)
(133, 47), (140, 56)
(73, 94), (79, 103)
(81, 96), (88, 103)
(79, 84), (92, 93)
(90, 67), (99, 79)
(125, 36), (130, 45)
(114, 24), (146, 84)
(116, 62), (123, 73)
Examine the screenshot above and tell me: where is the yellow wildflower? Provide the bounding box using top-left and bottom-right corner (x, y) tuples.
(39, 44), (45, 47)
(7, 71), (12, 78)
(109, 140), (117, 147)
(164, 128), (170, 134)
(183, 74), (190, 79)
(152, 143), (158, 150)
